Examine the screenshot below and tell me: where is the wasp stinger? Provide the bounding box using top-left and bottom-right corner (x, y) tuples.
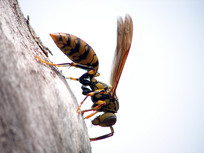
(36, 14), (133, 141)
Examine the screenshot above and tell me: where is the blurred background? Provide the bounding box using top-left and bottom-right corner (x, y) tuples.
(19, 0), (204, 152)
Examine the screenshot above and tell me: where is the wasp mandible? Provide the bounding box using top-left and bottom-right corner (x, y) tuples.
(36, 14), (133, 141)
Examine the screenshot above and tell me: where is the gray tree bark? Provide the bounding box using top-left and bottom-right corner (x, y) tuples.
(0, 0), (91, 153)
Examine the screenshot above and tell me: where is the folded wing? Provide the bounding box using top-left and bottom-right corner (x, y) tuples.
(110, 14), (133, 96)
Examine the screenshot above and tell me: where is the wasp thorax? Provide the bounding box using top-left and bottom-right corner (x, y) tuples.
(92, 112), (117, 127)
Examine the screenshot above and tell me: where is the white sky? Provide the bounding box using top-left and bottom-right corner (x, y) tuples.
(19, 0), (204, 152)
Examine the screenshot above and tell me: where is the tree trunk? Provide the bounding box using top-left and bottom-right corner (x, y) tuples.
(0, 0), (91, 153)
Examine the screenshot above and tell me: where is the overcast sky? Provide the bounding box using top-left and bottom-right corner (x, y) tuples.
(19, 0), (204, 152)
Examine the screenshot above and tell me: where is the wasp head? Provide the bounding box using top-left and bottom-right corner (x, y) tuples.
(92, 112), (117, 127)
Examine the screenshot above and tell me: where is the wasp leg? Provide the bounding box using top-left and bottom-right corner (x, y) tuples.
(77, 89), (105, 114)
(36, 56), (98, 73)
(67, 76), (90, 88)
(36, 56), (64, 67)
(87, 89), (105, 97)
(36, 56), (77, 67)
(67, 63), (95, 71)
(81, 100), (106, 119)
(79, 73), (92, 85)
(68, 71), (100, 86)
(78, 89), (105, 112)
(37, 56), (98, 84)
(67, 77), (79, 81)
(82, 110), (98, 119)
(78, 88), (105, 114)
(77, 95), (88, 114)
(90, 126), (114, 141)
(66, 73), (91, 86)
(81, 85), (92, 95)
(61, 62), (98, 77)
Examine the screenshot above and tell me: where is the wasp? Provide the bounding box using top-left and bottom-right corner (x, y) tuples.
(36, 14), (133, 141)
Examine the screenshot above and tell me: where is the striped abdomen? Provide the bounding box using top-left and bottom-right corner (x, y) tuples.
(50, 33), (99, 71)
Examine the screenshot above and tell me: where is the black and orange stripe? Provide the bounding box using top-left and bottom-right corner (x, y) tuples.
(50, 33), (99, 71)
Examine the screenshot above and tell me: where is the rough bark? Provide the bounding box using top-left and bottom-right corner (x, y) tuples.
(0, 0), (91, 153)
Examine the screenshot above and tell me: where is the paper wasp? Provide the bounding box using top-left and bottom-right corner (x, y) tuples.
(36, 14), (133, 141)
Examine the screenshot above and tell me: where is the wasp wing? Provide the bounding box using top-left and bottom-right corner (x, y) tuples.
(110, 14), (133, 96)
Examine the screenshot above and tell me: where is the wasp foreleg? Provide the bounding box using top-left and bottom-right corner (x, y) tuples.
(90, 126), (114, 141)
(82, 111), (98, 119)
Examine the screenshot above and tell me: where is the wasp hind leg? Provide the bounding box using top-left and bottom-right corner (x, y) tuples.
(36, 56), (74, 67)
(73, 73), (93, 86)
(37, 56), (100, 85)
(36, 56), (98, 73)
(68, 70), (100, 86)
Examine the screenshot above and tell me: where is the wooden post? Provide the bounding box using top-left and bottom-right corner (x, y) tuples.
(0, 0), (91, 152)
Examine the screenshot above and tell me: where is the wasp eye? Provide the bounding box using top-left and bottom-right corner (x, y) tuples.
(92, 113), (117, 127)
